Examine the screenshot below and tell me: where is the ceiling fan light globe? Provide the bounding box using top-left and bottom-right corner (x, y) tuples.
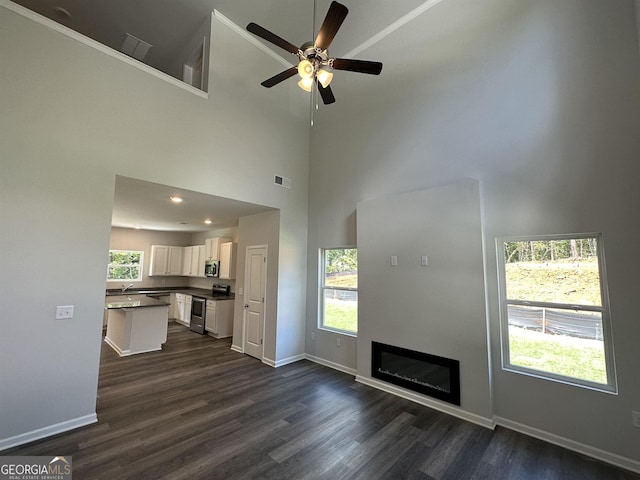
(317, 69), (333, 88)
(297, 60), (314, 78)
(298, 77), (314, 92)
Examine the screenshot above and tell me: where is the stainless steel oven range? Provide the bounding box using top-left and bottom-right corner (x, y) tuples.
(190, 296), (206, 334)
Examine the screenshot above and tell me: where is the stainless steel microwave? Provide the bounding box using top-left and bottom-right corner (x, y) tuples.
(204, 260), (219, 277)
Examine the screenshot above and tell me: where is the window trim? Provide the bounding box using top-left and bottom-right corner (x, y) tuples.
(107, 249), (144, 282)
(496, 233), (617, 393)
(319, 247), (358, 336)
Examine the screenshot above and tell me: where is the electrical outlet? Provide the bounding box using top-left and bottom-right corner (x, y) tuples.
(632, 411), (640, 428)
(421, 255), (429, 266)
(336, 338), (341, 347)
(55, 305), (74, 320)
(311, 332), (315, 341)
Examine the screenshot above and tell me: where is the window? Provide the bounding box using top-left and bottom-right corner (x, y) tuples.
(107, 250), (144, 282)
(320, 248), (358, 334)
(497, 235), (616, 392)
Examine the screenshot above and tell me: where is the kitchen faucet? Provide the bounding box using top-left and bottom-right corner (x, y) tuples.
(122, 283), (134, 292)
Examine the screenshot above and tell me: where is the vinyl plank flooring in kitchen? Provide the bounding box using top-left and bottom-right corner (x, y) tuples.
(4, 323), (639, 480)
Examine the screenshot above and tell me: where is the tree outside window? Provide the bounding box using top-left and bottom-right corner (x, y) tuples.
(320, 248), (357, 334)
(497, 235), (616, 392)
(107, 250), (143, 282)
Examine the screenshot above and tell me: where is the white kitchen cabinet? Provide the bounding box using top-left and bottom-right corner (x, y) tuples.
(205, 237), (231, 261)
(175, 293), (192, 326)
(205, 299), (233, 338)
(195, 245), (206, 277)
(191, 245), (206, 277)
(167, 246), (183, 275)
(184, 295), (192, 323)
(150, 245), (183, 276)
(181, 247), (192, 276)
(181, 245), (206, 276)
(169, 293), (177, 319)
(219, 242), (237, 279)
(175, 293), (185, 324)
(190, 246), (199, 275)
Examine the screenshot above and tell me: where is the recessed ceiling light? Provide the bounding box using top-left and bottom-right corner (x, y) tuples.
(170, 196), (183, 203)
(204, 219), (212, 225)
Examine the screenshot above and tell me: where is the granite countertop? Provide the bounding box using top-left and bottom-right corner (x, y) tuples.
(105, 294), (171, 309)
(105, 287), (235, 302)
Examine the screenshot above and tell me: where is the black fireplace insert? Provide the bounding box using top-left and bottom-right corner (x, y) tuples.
(372, 341), (460, 406)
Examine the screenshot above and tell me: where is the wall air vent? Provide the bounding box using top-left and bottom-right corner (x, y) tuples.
(274, 175), (291, 189)
(121, 33), (153, 62)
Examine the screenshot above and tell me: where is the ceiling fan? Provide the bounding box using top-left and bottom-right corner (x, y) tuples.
(246, 1), (383, 105)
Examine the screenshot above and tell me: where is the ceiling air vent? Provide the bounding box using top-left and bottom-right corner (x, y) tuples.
(121, 33), (153, 62)
(274, 175), (291, 189)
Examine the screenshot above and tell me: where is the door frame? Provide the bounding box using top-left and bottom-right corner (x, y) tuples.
(242, 244), (268, 359)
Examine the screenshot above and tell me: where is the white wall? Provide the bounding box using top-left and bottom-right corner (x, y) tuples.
(234, 211), (281, 361)
(0, 3), (308, 448)
(357, 181), (492, 421)
(306, 0), (640, 468)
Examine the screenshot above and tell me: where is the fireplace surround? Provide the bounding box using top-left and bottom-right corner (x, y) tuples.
(371, 341), (461, 406)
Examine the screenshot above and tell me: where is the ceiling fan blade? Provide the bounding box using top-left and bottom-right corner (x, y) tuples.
(331, 58), (383, 75)
(315, 1), (349, 51)
(247, 22), (299, 55)
(317, 81), (336, 105)
(261, 67), (298, 88)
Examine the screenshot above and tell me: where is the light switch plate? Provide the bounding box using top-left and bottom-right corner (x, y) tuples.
(421, 255), (429, 266)
(391, 256), (398, 266)
(56, 305), (74, 320)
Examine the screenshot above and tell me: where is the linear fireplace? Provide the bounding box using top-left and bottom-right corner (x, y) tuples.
(372, 341), (460, 406)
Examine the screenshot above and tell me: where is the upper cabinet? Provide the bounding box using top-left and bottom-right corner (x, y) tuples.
(205, 237), (231, 261)
(182, 245), (206, 277)
(150, 243), (210, 277)
(219, 242), (237, 279)
(182, 246), (192, 276)
(149, 245), (183, 276)
(196, 245), (206, 277)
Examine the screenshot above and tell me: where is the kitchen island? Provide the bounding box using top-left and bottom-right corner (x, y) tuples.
(104, 295), (170, 356)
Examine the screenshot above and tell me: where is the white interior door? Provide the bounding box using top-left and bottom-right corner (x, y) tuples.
(243, 246), (266, 359)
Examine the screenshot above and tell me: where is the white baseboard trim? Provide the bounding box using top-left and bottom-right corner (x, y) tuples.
(0, 413), (97, 452)
(103, 337), (161, 357)
(495, 416), (640, 475)
(304, 354), (357, 376)
(230, 344), (243, 353)
(262, 357), (276, 367)
(356, 375), (495, 429)
(266, 354), (306, 368)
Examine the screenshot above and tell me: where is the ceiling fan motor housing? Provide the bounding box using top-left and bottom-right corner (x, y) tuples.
(299, 42), (329, 72)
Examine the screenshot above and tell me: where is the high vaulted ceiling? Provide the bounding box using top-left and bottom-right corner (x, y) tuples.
(8, 0), (443, 232)
(10, 0), (432, 80)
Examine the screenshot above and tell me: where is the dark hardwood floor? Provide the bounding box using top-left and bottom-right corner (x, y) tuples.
(5, 323), (639, 479)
